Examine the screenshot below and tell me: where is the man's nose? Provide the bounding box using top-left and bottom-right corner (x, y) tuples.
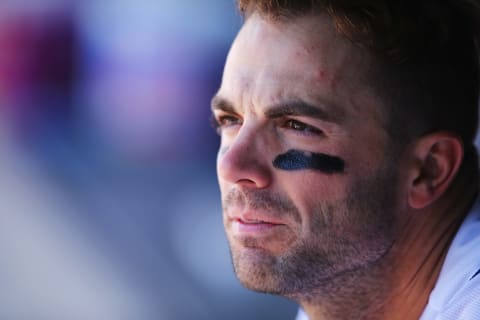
(217, 126), (272, 189)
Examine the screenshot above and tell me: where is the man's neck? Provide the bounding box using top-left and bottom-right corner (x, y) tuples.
(299, 172), (477, 320)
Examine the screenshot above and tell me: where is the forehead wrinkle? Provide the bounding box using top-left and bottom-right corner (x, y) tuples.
(214, 70), (258, 116)
(247, 67), (348, 125)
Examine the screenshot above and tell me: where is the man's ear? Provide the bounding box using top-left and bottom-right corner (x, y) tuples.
(407, 132), (464, 209)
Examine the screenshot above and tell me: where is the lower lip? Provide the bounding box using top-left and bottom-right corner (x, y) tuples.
(232, 220), (283, 235)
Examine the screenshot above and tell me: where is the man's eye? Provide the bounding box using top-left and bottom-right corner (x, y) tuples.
(220, 115), (241, 126)
(211, 114), (241, 134)
(285, 119), (322, 135)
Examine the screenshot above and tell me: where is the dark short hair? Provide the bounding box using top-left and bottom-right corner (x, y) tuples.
(237, 0), (480, 154)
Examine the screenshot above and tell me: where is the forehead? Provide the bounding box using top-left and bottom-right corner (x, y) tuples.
(218, 13), (385, 125)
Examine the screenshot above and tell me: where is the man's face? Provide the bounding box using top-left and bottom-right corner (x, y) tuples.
(213, 13), (404, 297)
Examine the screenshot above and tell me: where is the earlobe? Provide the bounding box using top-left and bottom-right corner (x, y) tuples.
(408, 132), (464, 209)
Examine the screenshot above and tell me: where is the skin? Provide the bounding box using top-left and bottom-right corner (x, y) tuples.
(212, 12), (473, 320)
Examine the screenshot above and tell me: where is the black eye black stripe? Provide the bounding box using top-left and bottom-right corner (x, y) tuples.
(273, 149), (345, 174)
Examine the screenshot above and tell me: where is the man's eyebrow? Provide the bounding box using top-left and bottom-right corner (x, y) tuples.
(211, 96), (343, 123)
(265, 100), (343, 124)
(211, 95), (236, 113)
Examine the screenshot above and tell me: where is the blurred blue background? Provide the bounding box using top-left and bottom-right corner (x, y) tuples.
(0, 1), (297, 319)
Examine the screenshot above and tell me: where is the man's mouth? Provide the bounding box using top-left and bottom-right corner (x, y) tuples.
(231, 216), (285, 236)
(238, 218), (273, 224)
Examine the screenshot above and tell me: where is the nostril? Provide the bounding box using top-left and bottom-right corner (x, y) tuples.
(236, 177), (259, 187)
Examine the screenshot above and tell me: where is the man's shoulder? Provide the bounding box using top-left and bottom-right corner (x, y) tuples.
(421, 198), (480, 319)
(421, 277), (480, 320)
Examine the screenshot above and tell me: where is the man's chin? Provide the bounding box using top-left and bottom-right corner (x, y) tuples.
(235, 268), (284, 295)
(230, 246), (285, 294)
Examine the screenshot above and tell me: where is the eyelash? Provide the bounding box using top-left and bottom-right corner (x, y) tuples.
(283, 119), (323, 135)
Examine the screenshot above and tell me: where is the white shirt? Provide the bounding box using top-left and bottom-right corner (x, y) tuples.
(420, 198), (480, 320)
(296, 199), (480, 320)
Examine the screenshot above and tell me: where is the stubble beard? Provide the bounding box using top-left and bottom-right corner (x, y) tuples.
(224, 165), (398, 301)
